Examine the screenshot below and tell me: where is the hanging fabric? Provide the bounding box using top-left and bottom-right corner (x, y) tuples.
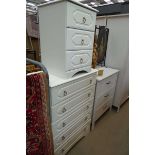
(97, 26), (109, 65)
(26, 72), (54, 155)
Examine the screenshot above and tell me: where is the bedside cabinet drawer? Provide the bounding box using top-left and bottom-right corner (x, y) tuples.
(95, 88), (115, 108)
(52, 112), (91, 138)
(66, 28), (94, 50)
(54, 122), (90, 155)
(51, 85), (95, 122)
(66, 50), (92, 71)
(96, 74), (117, 97)
(66, 1), (96, 31)
(94, 98), (113, 121)
(51, 74), (96, 105)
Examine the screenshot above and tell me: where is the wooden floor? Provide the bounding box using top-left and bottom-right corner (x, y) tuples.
(67, 100), (129, 155)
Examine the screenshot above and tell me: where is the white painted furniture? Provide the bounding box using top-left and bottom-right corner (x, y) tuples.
(49, 69), (97, 155)
(91, 67), (119, 129)
(38, 0), (98, 78)
(96, 14), (129, 111)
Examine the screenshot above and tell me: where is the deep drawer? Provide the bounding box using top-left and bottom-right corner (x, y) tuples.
(66, 1), (96, 31)
(94, 98), (113, 121)
(51, 85), (95, 122)
(94, 87), (115, 108)
(66, 50), (92, 71)
(66, 28), (94, 50)
(54, 121), (91, 154)
(51, 73), (96, 105)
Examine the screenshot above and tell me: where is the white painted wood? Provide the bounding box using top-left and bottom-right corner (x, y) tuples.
(52, 111), (91, 137)
(91, 67), (119, 129)
(38, 0), (97, 78)
(54, 119), (91, 149)
(66, 28), (94, 50)
(66, 1), (96, 31)
(38, 0), (98, 13)
(66, 50), (92, 71)
(51, 86), (95, 122)
(55, 121), (90, 155)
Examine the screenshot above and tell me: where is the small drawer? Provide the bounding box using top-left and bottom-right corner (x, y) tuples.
(51, 74), (96, 105)
(54, 121), (91, 154)
(66, 1), (96, 31)
(52, 111), (91, 138)
(96, 74), (117, 98)
(95, 87), (115, 108)
(94, 98), (113, 121)
(51, 85), (95, 122)
(66, 50), (92, 71)
(52, 100), (93, 137)
(66, 28), (94, 50)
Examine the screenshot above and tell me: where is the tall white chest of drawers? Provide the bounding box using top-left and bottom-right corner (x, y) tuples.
(49, 69), (97, 154)
(38, 0), (98, 78)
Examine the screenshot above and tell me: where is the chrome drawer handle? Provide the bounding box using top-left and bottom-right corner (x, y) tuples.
(90, 79), (92, 84)
(64, 90), (67, 96)
(83, 17), (86, 23)
(88, 93), (91, 97)
(84, 117), (88, 121)
(62, 107), (67, 113)
(62, 122), (66, 127)
(104, 94), (109, 97)
(106, 81), (111, 84)
(62, 136), (65, 140)
(81, 39), (84, 45)
(80, 58), (83, 64)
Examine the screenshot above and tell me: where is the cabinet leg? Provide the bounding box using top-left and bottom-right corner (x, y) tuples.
(91, 122), (95, 131)
(117, 107), (120, 112)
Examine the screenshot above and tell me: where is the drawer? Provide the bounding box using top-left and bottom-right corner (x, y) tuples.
(51, 85), (95, 122)
(66, 28), (94, 50)
(54, 118), (91, 149)
(52, 99), (93, 137)
(66, 50), (92, 71)
(51, 74), (96, 105)
(96, 74), (117, 98)
(94, 98), (113, 121)
(66, 1), (96, 31)
(52, 111), (91, 137)
(54, 121), (90, 154)
(94, 87), (115, 108)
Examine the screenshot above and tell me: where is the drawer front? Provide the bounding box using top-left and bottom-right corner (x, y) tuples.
(66, 50), (92, 71)
(94, 87), (115, 108)
(52, 100), (93, 137)
(53, 111), (91, 139)
(66, 28), (94, 50)
(94, 98), (113, 121)
(54, 122), (90, 155)
(54, 119), (91, 149)
(66, 2), (96, 31)
(51, 74), (96, 105)
(96, 74), (117, 98)
(52, 85), (95, 122)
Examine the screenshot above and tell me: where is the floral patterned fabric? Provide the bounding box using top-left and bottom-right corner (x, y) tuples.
(26, 73), (54, 155)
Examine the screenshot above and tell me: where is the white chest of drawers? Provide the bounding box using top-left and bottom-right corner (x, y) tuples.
(38, 0), (98, 78)
(49, 69), (97, 154)
(91, 67), (119, 130)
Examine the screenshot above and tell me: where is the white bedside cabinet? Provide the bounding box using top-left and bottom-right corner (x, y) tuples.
(91, 67), (119, 130)
(49, 69), (97, 155)
(38, 0), (98, 78)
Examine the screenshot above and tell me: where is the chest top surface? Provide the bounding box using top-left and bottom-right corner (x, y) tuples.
(96, 67), (119, 81)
